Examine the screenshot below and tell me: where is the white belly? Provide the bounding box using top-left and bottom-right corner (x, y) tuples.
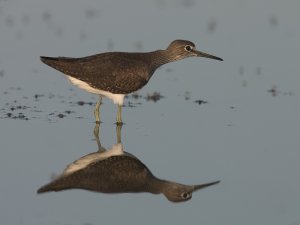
(66, 76), (125, 105)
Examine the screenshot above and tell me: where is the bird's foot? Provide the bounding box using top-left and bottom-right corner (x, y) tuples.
(115, 121), (124, 126)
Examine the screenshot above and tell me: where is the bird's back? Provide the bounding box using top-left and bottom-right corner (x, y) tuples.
(37, 155), (153, 194)
(41, 52), (155, 94)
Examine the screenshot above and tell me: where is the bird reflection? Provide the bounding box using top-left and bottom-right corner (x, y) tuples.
(37, 124), (220, 203)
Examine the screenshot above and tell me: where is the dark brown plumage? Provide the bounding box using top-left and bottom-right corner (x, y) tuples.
(40, 53), (153, 94)
(40, 40), (222, 123)
(37, 150), (220, 203)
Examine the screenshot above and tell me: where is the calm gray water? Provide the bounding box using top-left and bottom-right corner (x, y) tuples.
(1, 0), (300, 225)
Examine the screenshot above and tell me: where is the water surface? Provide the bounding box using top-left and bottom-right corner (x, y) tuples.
(1, 0), (300, 225)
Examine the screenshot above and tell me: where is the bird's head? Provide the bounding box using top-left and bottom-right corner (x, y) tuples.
(162, 180), (220, 203)
(166, 40), (223, 62)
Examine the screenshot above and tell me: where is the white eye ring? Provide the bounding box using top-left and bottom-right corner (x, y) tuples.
(181, 192), (191, 199)
(184, 45), (193, 52)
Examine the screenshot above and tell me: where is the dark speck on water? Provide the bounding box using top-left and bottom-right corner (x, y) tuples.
(64, 110), (74, 114)
(77, 101), (85, 106)
(34, 94), (45, 100)
(57, 113), (65, 118)
(146, 92), (164, 102)
(194, 100), (208, 105)
(268, 85), (278, 97)
(76, 101), (94, 106)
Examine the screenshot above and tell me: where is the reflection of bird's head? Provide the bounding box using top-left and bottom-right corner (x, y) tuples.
(162, 180), (220, 203)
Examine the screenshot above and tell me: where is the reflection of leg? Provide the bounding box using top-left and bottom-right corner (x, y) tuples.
(93, 122), (101, 151)
(94, 96), (102, 123)
(116, 123), (123, 144)
(116, 105), (123, 125)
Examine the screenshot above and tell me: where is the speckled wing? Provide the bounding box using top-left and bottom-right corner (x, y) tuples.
(40, 52), (151, 94)
(37, 155), (152, 194)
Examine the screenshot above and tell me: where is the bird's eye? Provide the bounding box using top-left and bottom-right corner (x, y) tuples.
(181, 192), (191, 199)
(184, 45), (193, 52)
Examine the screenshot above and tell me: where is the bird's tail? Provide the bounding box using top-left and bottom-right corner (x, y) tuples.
(37, 177), (72, 194)
(40, 56), (61, 69)
(40, 56), (57, 64)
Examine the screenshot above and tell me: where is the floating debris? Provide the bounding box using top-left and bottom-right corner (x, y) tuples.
(194, 99), (208, 105)
(268, 85), (278, 97)
(76, 101), (94, 106)
(57, 113), (65, 118)
(3, 111), (29, 120)
(146, 92), (164, 102)
(10, 105), (29, 111)
(64, 110), (74, 114)
(34, 94), (45, 101)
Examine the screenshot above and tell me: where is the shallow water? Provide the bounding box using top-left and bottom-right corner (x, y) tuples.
(1, 0), (300, 225)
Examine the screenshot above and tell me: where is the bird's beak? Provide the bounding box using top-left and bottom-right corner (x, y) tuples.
(193, 180), (220, 192)
(193, 49), (223, 61)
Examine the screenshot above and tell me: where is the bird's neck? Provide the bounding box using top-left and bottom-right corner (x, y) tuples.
(145, 176), (171, 194)
(148, 50), (178, 69)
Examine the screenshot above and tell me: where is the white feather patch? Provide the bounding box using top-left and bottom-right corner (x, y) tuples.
(63, 143), (124, 175)
(66, 76), (125, 105)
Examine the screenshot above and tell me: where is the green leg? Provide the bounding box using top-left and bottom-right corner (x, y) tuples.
(116, 105), (123, 125)
(94, 96), (102, 123)
(116, 123), (123, 144)
(93, 122), (101, 151)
